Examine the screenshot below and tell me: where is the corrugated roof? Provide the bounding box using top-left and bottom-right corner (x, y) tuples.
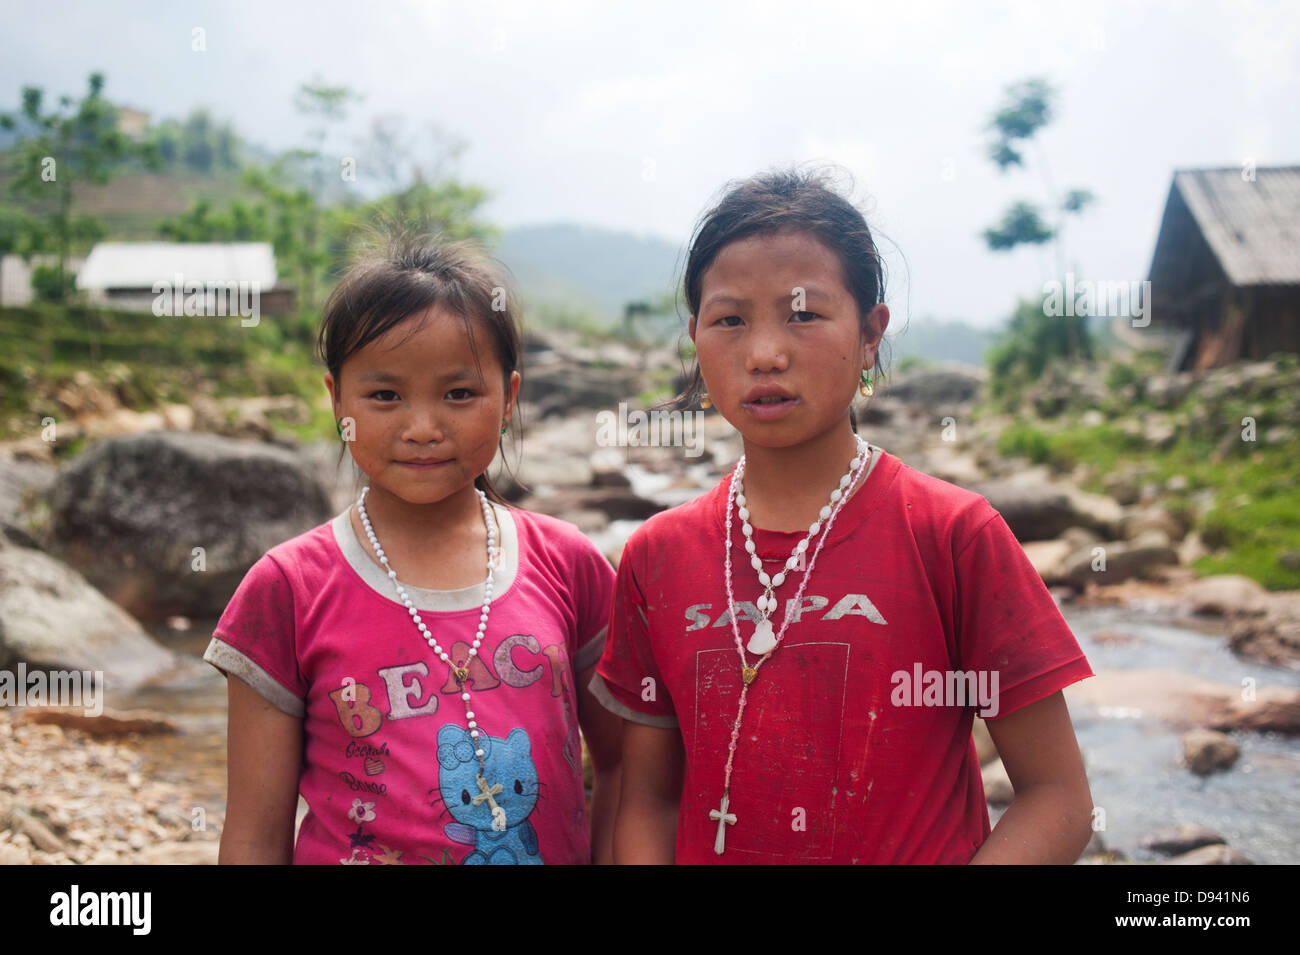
(76, 242), (278, 289)
(1173, 166), (1300, 286)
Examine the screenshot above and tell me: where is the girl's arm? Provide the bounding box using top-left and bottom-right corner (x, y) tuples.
(968, 691), (1094, 864)
(613, 720), (685, 864)
(576, 662), (623, 864)
(218, 674), (303, 864)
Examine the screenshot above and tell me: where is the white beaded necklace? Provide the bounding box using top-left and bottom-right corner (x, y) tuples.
(710, 435), (873, 855)
(354, 484), (509, 831)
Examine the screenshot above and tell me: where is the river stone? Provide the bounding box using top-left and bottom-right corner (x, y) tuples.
(971, 479), (1121, 541)
(0, 536), (180, 685)
(1064, 669), (1300, 734)
(1162, 844), (1253, 865)
(1121, 504), (1187, 543)
(886, 366), (985, 408)
(1138, 824), (1226, 855)
(1183, 575), (1268, 617)
(972, 716), (997, 765)
(1182, 728), (1239, 775)
(46, 431), (332, 620)
(1227, 590), (1300, 670)
(1021, 539), (1074, 584)
(1061, 532), (1179, 588)
(981, 757), (1014, 806)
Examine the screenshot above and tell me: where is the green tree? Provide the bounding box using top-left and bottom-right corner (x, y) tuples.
(0, 72), (158, 299)
(985, 298), (1092, 406)
(982, 77), (1096, 394)
(982, 77), (1094, 274)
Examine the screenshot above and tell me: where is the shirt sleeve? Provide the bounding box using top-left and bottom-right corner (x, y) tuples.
(953, 509), (1094, 721)
(570, 535), (617, 674)
(589, 531), (679, 728)
(203, 552), (307, 718)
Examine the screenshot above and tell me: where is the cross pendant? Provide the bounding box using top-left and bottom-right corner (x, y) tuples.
(471, 774), (504, 808)
(709, 791), (737, 855)
(473, 773), (508, 831)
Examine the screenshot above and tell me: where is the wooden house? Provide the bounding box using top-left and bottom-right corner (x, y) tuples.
(1144, 166), (1300, 371)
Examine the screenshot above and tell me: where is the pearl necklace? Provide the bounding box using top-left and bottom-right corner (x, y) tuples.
(355, 485), (509, 831)
(709, 436), (873, 855)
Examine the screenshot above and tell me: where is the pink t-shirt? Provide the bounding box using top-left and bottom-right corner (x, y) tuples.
(205, 499), (614, 865)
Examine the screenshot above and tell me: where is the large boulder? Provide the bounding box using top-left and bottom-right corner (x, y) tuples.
(884, 366), (986, 414)
(1061, 531), (1180, 588)
(45, 431), (332, 620)
(1227, 590), (1300, 670)
(0, 535), (181, 685)
(970, 478), (1122, 542)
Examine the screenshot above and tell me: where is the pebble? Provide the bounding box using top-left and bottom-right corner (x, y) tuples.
(0, 708), (222, 865)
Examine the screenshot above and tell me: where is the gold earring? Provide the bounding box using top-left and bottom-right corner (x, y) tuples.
(701, 392), (712, 409)
(859, 369), (874, 398)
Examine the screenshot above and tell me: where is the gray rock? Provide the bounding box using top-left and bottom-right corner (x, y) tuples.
(884, 366), (986, 413)
(521, 487), (664, 524)
(1227, 590), (1300, 670)
(1184, 574), (1268, 617)
(1182, 728), (1239, 775)
(1061, 532), (1179, 588)
(1021, 539), (1074, 584)
(0, 452), (57, 540)
(1121, 504), (1187, 543)
(981, 757), (1014, 806)
(0, 536), (180, 685)
(1163, 844), (1253, 865)
(1138, 823), (1226, 855)
(45, 431), (332, 620)
(971, 478), (1121, 542)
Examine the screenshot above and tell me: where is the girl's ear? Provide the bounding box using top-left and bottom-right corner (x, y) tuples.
(861, 304), (890, 363)
(688, 314), (698, 341)
(324, 371), (338, 411)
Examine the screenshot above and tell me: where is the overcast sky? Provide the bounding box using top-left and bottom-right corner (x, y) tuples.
(3, 0), (1297, 329)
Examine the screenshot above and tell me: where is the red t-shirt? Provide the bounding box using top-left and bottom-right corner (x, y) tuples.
(592, 444), (1093, 864)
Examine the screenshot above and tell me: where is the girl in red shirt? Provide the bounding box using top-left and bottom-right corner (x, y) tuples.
(592, 166), (1095, 864)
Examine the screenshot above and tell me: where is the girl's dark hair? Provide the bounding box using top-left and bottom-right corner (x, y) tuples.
(316, 228), (523, 506)
(665, 164), (893, 420)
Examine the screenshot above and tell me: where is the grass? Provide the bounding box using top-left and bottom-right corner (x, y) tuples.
(986, 354), (1300, 591)
(0, 302), (334, 444)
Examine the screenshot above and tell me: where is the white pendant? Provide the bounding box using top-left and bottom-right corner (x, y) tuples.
(747, 617), (777, 655)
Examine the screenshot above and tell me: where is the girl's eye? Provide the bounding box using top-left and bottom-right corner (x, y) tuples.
(717, 315), (742, 327)
(369, 390), (399, 401)
(447, 388), (474, 400)
(792, 311), (821, 322)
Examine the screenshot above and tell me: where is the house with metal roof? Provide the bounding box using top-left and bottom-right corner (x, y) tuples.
(75, 241), (295, 316)
(1144, 166), (1300, 372)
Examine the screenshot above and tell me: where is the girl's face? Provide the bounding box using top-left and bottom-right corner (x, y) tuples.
(690, 229), (888, 450)
(324, 306), (520, 507)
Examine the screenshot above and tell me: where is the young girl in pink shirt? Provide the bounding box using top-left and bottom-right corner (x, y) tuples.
(208, 234), (622, 864)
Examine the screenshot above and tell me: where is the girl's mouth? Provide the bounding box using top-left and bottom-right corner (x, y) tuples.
(741, 396), (799, 420)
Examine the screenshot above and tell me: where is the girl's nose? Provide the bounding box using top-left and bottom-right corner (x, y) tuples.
(400, 406), (446, 443)
(745, 323), (790, 373)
